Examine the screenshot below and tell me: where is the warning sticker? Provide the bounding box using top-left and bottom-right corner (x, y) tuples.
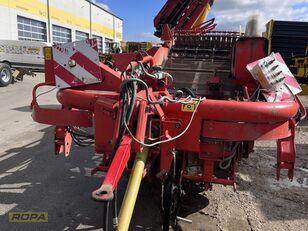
(181, 102), (197, 112)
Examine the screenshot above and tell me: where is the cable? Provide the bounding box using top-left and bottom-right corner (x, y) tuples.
(249, 85), (260, 101)
(122, 61), (194, 105)
(67, 126), (94, 147)
(138, 61), (174, 85)
(121, 78), (200, 105)
(73, 127), (94, 138)
(219, 142), (240, 170)
(120, 61), (206, 147)
(36, 86), (57, 99)
(124, 98), (204, 147)
(138, 61), (157, 79)
(179, 87), (196, 98)
(164, 72), (174, 85)
(113, 187), (118, 230)
(283, 83), (295, 100)
(104, 202), (110, 231)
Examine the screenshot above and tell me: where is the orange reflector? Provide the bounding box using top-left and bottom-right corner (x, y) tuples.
(44, 47), (52, 60)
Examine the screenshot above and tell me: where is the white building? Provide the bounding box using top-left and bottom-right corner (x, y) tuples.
(0, 0), (123, 53)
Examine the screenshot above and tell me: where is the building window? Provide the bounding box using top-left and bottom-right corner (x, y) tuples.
(17, 16), (47, 42)
(104, 38), (113, 53)
(52, 25), (71, 44)
(93, 35), (103, 52)
(75, 31), (89, 41)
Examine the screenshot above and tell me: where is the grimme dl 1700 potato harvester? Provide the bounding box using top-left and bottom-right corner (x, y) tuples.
(31, 0), (306, 230)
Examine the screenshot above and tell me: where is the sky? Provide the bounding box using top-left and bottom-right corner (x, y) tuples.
(95, 0), (308, 42)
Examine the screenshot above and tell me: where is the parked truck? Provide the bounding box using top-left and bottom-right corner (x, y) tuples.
(0, 40), (50, 86)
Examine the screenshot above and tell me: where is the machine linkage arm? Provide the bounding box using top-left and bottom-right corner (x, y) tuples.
(154, 0), (215, 37)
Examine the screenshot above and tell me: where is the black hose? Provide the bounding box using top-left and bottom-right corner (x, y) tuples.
(127, 81), (137, 123)
(66, 126), (94, 147)
(104, 202), (110, 231)
(113, 187), (118, 230)
(103, 79), (136, 230)
(179, 87), (196, 98)
(71, 134), (93, 147)
(102, 67), (142, 230)
(106, 77), (137, 165)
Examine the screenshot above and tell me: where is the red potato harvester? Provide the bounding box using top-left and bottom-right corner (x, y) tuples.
(31, 0), (306, 230)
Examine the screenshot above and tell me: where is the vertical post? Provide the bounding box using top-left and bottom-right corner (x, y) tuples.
(113, 16), (115, 41)
(47, 0), (51, 43)
(102, 37), (106, 53)
(89, 2), (92, 38)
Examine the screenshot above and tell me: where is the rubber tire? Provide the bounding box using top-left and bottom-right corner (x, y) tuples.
(0, 63), (12, 87)
(162, 179), (173, 231)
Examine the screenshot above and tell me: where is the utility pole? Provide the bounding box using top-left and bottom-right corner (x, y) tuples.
(47, 0), (51, 43)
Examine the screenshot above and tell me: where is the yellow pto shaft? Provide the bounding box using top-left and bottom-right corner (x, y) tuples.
(118, 147), (149, 231)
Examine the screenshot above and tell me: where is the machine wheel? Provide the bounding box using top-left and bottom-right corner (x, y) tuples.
(162, 153), (183, 231)
(162, 179), (178, 230)
(0, 63), (12, 87)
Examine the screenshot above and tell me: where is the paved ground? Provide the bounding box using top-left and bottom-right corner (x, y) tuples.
(0, 74), (307, 231)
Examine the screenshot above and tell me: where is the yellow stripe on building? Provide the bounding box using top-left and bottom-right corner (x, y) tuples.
(0, 0), (122, 39)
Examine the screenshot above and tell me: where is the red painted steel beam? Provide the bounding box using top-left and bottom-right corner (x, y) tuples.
(147, 46), (170, 66)
(176, 0), (211, 31)
(31, 105), (92, 127)
(134, 100), (148, 152)
(154, 0), (214, 34)
(92, 135), (132, 201)
(154, 0), (187, 29)
(99, 63), (123, 91)
(57, 89), (119, 111)
(202, 121), (291, 141)
(31, 83), (92, 127)
(54, 126), (72, 156)
(94, 97), (119, 154)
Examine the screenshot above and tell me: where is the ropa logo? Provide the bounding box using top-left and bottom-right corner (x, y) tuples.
(9, 212), (48, 222)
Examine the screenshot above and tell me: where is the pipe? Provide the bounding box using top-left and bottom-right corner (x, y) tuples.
(57, 89), (119, 111)
(118, 147), (149, 231)
(164, 99), (298, 123)
(57, 88), (298, 124)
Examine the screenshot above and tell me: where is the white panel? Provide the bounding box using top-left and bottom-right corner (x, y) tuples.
(50, 0), (90, 22)
(0, 6), (13, 40)
(91, 4), (113, 29)
(53, 39), (101, 88)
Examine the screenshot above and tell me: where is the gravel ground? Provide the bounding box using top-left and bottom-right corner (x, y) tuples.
(0, 75), (307, 231)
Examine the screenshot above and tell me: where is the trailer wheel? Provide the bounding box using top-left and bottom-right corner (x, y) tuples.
(0, 63), (12, 87)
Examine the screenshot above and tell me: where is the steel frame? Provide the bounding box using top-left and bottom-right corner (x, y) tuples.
(32, 36), (306, 195)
